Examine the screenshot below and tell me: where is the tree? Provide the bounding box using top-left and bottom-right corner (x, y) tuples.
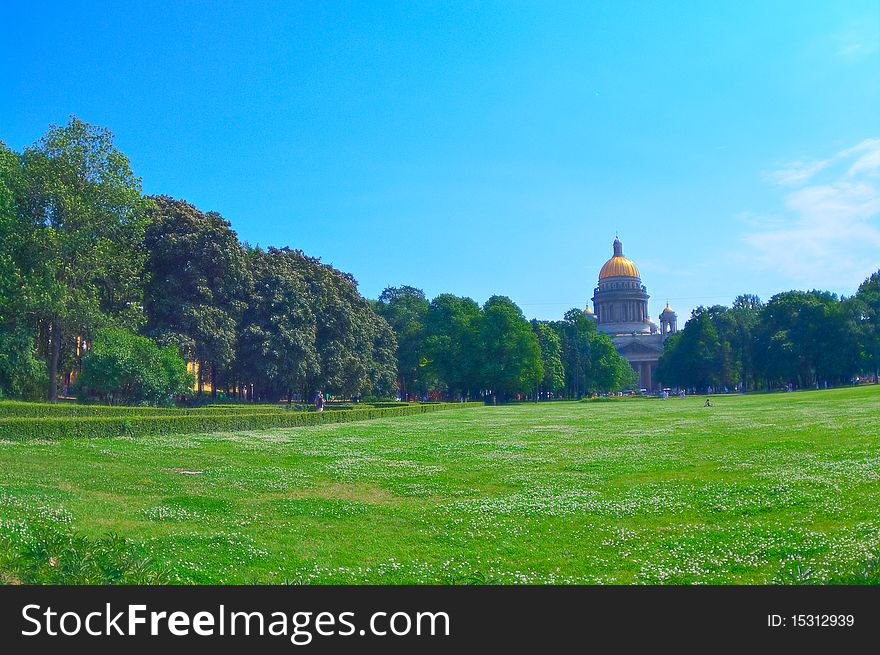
(235, 247), (320, 402)
(424, 294), (484, 399)
(20, 117), (149, 401)
(374, 286), (430, 399)
(756, 291), (860, 388)
(532, 320), (565, 397)
(656, 308), (721, 391)
(855, 271), (880, 381)
(0, 142), (45, 398)
(726, 295), (763, 390)
(480, 296), (542, 400)
(812, 295), (861, 385)
(143, 196), (252, 396)
(556, 309), (594, 398)
(654, 331), (684, 388)
(733, 294), (762, 311)
(289, 249), (397, 400)
(589, 331), (639, 393)
(685, 310), (722, 391)
(552, 309), (636, 396)
(76, 327), (192, 405)
(702, 305), (742, 390)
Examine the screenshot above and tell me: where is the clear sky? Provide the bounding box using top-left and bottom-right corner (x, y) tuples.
(2, 1), (879, 321)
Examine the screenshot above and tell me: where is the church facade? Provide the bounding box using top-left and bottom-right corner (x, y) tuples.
(584, 238), (677, 391)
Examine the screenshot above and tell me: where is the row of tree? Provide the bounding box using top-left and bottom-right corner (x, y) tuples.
(12, 117), (874, 404)
(0, 117), (396, 403)
(142, 194), (400, 402)
(0, 116), (638, 405)
(373, 287), (638, 400)
(656, 283), (880, 392)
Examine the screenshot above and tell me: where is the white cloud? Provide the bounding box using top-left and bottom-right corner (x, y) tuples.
(764, 159), (830, 186)
(843, 138), (880, 177)
(745, 139), (880, 290)
(763, 139), (880, 187)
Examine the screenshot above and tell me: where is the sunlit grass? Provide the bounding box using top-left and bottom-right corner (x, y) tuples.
(1, 386), (878, 584)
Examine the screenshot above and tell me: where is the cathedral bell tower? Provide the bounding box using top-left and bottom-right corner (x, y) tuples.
(659, 303), (678, 336)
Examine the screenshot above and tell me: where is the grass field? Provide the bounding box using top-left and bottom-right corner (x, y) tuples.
(1, 386), (879, 584)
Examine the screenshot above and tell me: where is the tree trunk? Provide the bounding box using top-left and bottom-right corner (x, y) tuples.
(48, 319), (61, 403)
(211, 363), (217, 399)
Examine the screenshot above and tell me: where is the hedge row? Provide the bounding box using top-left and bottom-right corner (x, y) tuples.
(0, 400), (289, 418)
(0, 400), (410, 419)
(0, 402), (484, 440)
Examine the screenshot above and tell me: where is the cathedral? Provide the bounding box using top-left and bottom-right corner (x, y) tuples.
(584, 237), (677, 390)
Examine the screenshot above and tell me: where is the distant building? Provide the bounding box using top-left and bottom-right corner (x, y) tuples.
(585, 237), (677, 390)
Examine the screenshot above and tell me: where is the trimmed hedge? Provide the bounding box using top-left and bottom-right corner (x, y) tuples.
(0, 401), (403, 418)
(0, 402), (484, 440)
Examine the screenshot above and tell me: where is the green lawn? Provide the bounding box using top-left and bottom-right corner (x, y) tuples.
(2, 386), (879, 584)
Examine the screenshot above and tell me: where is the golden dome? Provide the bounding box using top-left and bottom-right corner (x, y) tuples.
(598, 238), (640, 279)
(584, 305), (594, 314)
(599, 256), (640, 279)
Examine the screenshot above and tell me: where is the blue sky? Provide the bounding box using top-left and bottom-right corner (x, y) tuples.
(2, 1), (879, 321)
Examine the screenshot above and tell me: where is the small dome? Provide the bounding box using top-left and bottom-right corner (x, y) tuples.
(661, 303), (676, 316)
(598, 237), (640, 279)
(584, 305), (594, 315)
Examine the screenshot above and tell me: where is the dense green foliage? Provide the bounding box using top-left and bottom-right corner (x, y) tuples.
(423, 294), (485, 398)
(548, 308), (638, 396)
(373, 286), (430, 398)
(235, 246), (398, 402)
(854, 272), (880, 380)
(480, 296), (543, 399)
(299, 250), (398, 401)
(656, 312), (722, 390)
(0, 144), (47, 399)
(1, 386), (878, 584)
(236, 246), (319, 403)
(375, 288), (637, 400)
(532, 320), (565, 395)
(569, 309), (639, 393)
(20, 118), (150, 401)
(143, 196), (252, 396)
(75, 327), (193, 405)
(657, 287), (878, 391)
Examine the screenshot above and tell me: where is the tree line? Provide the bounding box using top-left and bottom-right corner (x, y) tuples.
(0, 116), (638, 405)
(656, 284), (880, 392)
(9, 117), (872, 404)
(373, 287), (638, 401)
(0, 117), (396, 404)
